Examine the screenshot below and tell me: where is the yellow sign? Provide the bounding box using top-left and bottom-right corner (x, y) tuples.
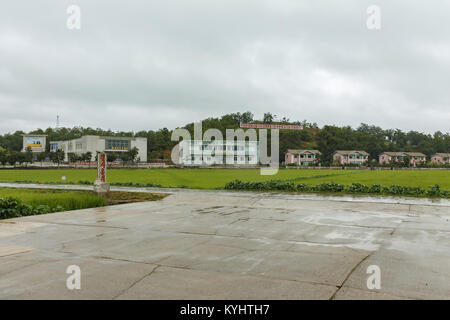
(26, 137), (43, 148)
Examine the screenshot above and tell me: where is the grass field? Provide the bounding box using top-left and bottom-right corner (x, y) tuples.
(0, 188), (107, 211)
(0, 187), (167, 219)
(1, 168), (450, 190)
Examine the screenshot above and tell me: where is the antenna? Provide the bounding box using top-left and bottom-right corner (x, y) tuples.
(56, 115), (60, 129)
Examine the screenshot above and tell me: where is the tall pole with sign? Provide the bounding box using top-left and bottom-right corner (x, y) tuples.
(94, 152), (110, 193)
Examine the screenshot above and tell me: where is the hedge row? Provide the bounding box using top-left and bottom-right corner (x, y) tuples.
(0, 197), (64, 220)
(224, 180), (450, 197)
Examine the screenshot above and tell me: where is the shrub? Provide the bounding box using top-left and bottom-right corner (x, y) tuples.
(345, 183), (369, 193)
(369, 184), (382, 193)
(427, 184), (441, 197)
(0, 197), (32, 219)
(224, 179), (450, 198)
(296, 183), (310, 192)
(0, 197), (69, 219)
(313, 182), (345, 192)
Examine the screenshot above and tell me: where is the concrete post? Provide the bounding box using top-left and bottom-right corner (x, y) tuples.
(94, 152), (110, 193)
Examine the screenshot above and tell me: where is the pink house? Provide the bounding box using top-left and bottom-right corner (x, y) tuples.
(333, 150), (369, 165)
(379, 152), (426, 167)
(431, 153), (450, 165)
(285, 149), (321, 166)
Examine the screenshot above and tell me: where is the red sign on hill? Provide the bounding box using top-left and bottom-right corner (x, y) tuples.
(240, 123), (303, 130)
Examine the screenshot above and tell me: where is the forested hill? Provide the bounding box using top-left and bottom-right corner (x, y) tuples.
(1, 112), (450, 164)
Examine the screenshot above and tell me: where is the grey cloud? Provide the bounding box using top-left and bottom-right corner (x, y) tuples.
(0, 0), (449, 133)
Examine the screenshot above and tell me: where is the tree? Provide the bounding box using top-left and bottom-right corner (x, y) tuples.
(403, 156), (411, 168)
(0, 148), (8, 167)
(85, 151), (93, 167)
(106, 152), (118, 162)
(120, 152), (130, 167)
(37, 151), (47, 167)
(127, 147), (139, 164)
(7, 151), (18, 167)
(68, 153), (79, 163)
(24, 146), (33, 166)
(50, 149), (65, 167)
(263, 112), (275, 123)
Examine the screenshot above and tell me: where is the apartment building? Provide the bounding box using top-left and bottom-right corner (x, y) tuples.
(379, 152), (426, 167)
(176, 140), (259, 166)
(285, 149), (321, 166)
(333, 150), (369, 165)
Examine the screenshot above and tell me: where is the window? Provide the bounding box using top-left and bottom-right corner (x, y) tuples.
(106, 139), (130, 150)
(76, 143), (82, 150)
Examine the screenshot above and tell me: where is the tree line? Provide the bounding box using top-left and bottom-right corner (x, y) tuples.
(1, 112), (449, 165)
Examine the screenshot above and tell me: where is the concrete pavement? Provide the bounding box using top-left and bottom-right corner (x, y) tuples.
(1, 187), (450, 299)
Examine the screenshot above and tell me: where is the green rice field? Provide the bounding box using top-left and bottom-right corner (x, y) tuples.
(1, 168), (450, 190)
(0, 188), (107, 211)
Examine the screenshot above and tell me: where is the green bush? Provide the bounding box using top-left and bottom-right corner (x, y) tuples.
(427, 184), (441, 196)
(314, 182), (345, 192)
(224, 180), (449, 198)
(345, 183), (369, 193)
(0, 197), (32, 219)
(369, 184), (382, 193)
(0, 197), (64, 219)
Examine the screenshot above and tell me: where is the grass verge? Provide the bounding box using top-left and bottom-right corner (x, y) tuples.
(0, 188), (167, 219)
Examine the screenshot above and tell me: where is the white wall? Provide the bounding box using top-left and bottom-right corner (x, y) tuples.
(50, 136), (148, 163)
(179, 140), (259, 166)
(131, 137), (147, 162)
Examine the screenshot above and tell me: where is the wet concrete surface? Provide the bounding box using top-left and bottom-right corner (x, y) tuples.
(0, 185), (450, 299)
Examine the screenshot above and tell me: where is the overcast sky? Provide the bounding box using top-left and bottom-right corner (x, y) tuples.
(1, 1), (449, 134)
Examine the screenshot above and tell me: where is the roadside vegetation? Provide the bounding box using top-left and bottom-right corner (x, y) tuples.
(0, 188), (167, 220)
(225, 180), (448, 198)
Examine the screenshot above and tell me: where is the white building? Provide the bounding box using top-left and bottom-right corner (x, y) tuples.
(50, 135), (147, 162)
(176, 140), (259, 166)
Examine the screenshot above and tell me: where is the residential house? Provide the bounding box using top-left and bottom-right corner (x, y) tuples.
(379, 152), (426, 167)
(431, 153), (450, 165)
(285, 149), (321, 166)
(333, 150), (369, 165)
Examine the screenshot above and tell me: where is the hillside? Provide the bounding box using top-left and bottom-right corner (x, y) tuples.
(1, 112), (450, 164)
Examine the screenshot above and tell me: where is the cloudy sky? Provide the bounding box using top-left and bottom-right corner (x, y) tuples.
(1, 0), (449, 134)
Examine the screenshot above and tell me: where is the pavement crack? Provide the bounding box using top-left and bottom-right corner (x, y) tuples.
(329, 251), (374, 300)
(113, 265), (160, 299)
